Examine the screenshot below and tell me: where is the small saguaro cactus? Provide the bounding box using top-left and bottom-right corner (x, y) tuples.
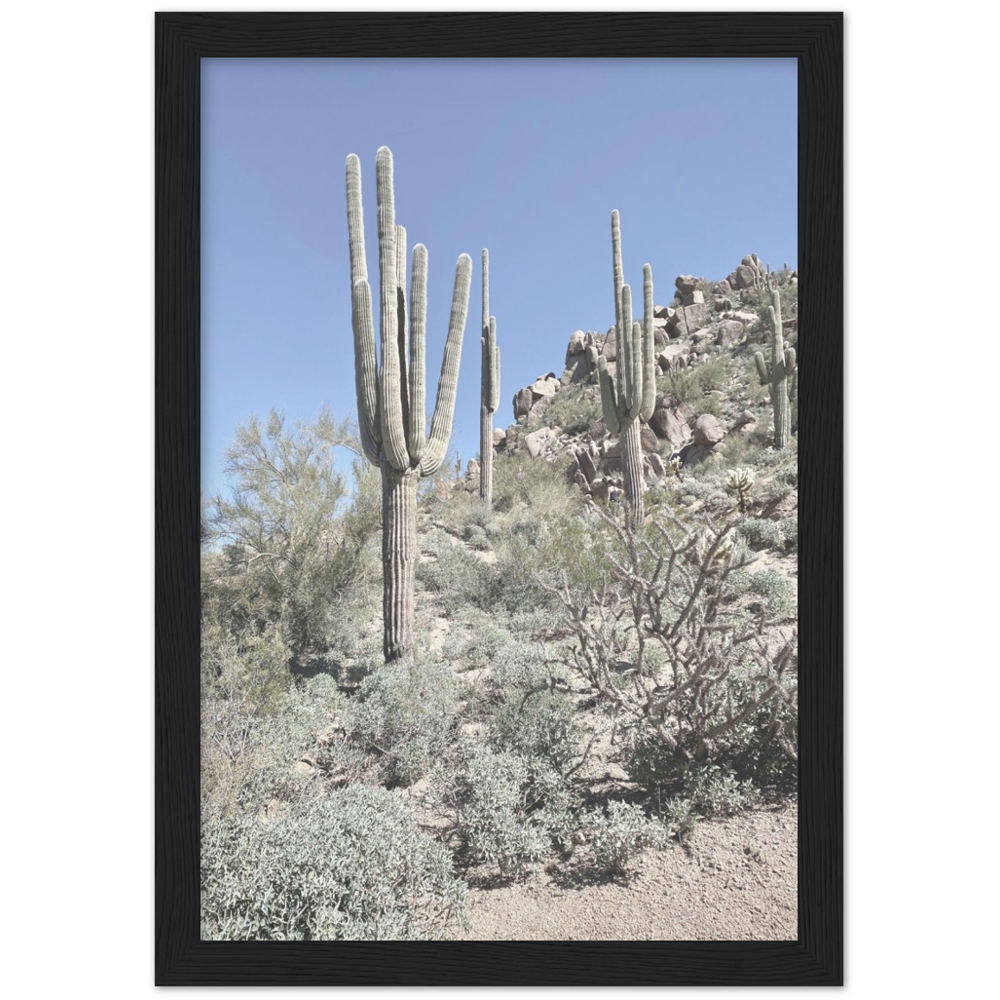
(346, 146), (472, 663)
(479, 250), (500, 509)
(754, 287), (796, 450)
(598, 210), (656, 528)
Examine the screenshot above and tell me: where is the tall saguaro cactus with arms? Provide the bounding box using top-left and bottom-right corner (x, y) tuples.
(754, 287), (796, 449)
(479, 250), (500, 508)
(598, 210), (656, 528)
(346, 147), (472, 662)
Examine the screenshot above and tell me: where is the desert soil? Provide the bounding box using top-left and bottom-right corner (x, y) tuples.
(453, 802), (797, 941)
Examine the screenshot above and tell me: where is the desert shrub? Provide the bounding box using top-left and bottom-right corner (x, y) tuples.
(343, 659), (459, 785)
(489, 688), (579, 773)
(492, 453), (578, 520)
(417, 534), (498, 614)
(778, 515), (798, 550)
(464, 524), (491, 550)
(545, 504), (797, 799)
(428, 744), (576, 878)
(201, 785), (468, 940)
(684, 766), (762, 816)
(540, 384), (602, 436)
(585, 801), (668, 876)
(659, 356), (732, 405)
(660, 797), (699, 839)
(737, 517), (785, 550)
(202, 663), (341, 821)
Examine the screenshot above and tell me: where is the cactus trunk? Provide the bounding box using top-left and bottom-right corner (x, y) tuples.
(621, 417), (645, 529)
(480, 402), (492, 508)
(381, 460), (418, 663)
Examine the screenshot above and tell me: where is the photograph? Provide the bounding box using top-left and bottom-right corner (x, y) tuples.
(198, 54), (802, 944)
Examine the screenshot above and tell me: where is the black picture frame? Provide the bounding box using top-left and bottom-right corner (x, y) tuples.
(156, 11), (842, 986)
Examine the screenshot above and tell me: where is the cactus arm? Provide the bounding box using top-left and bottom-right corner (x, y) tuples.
(482, 248), (490, 345)
(754, 350), (770, 386)
(640, 264), (656, 421)
(598, 355), (621, 434)
(345, 154), (368, 287)
(395, 224), (411, 442)
(620, 284), (634, 412)
(351, 279), (382, 465)
(376, 147), (409, 471)
(784, 347), (796, 375)
(407, 243), (428, 463)
(345, 155), (381, 464)
(629, 322), (644, 420)
(611, 210), (624, 355)
(420, 253), (472, 477)
(489, 318), (500, 413)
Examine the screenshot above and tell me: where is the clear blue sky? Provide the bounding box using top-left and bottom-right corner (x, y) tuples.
(202, 58), (797, 495)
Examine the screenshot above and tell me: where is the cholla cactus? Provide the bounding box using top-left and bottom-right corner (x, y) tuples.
(725, 467), (756, 512)
(754, 288), (796, 449)
(346, 147), (472, 662)
(598, 210), (656, 528)
(479, 250), (500, 509)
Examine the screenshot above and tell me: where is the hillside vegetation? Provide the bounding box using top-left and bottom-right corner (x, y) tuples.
(200, 253), (799, 941)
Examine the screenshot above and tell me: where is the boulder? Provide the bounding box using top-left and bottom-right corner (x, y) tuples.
(584, 344), (600, 369)
(657, 343), (691, 370)
(577, 448), (598, 483)
(513, 387), (534, 418)
(653, 304), (675, 321)
(640, 426), (659, 453)
(715, 279), (732, 295)
(566, 330), (587, 361)
(561, 354), (589, 385)
(524, 427), (553, 458)
(646, 452), (666, 478)
(715, 320), (744, 347)
(493, 427), (506, 447)
(652, 316), (670, 345)
(602, 328), (617, 361)
(692, 414), (725, 449)
(667, 302), (709, 337)
(680, 290), (705, 307)
(649, 395), (694, 448)
(675, 274), (698, 296)
(531, 375), (559, 399)
(735, 264), (757, 289)
(531, 395), (553, 421)
(732, 410), (756, 433)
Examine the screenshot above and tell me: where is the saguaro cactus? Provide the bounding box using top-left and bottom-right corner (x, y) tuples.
(598, 210), (656, 528)
(754, 287), (796, 449)
(480, 250), (500, 508)
(346, 147), (472, 662)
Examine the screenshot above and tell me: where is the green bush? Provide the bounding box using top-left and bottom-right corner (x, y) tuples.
(201, 786), (468, 940)
(430, 744), (576, 878)
(586, 800), (668, 876)
(489, 688), (579, 773)
(344, 659), (459, 785)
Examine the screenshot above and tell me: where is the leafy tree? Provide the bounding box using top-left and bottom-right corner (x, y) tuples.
(204, 408), (376, 661)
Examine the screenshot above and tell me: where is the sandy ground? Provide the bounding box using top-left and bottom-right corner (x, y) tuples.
(453, 802), (797, 941)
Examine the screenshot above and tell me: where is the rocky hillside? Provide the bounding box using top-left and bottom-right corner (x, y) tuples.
(460, 253), (798, 509)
